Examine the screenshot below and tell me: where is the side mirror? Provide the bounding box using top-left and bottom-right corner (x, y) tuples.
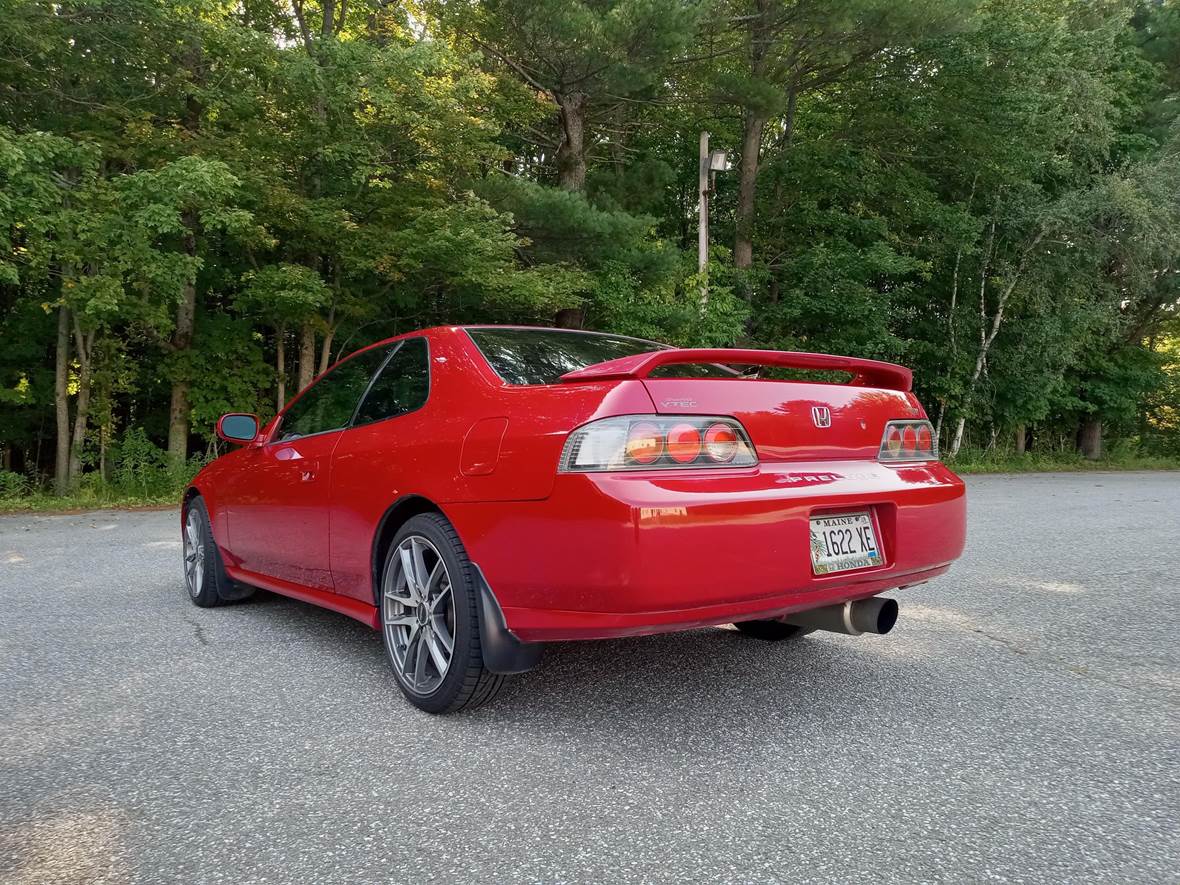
(216, 413), (260, 445)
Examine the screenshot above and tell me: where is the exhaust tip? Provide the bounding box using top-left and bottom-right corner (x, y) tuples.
(849, 596), (899, 635)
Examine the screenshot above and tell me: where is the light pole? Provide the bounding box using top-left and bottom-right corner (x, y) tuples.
(698, 131), (728, 307)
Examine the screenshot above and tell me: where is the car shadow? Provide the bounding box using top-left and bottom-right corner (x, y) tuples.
(231, 589), (942, 744)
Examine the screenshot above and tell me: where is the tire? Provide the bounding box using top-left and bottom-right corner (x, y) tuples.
(378, 513), (503, 714)
(733, 619), (809, 641)
(182, 496), (253, 607)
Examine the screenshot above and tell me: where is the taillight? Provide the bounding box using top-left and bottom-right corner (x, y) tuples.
(560, 416), (756, 472)
(879, 420), (937, 462)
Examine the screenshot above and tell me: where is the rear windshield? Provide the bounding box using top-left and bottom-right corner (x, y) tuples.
(467, 328), (733, 385)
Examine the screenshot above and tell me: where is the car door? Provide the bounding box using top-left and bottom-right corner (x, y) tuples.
(329, 337), (432, 602)
(222, 344), (392, 590)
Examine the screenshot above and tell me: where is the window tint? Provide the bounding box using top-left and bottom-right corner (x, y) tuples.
(354, 338), (429, 426)
(278, 346), (390, 440)
(467, 328), (733, 385)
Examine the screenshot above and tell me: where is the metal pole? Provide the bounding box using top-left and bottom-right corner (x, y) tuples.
(698, 131), (709, 305)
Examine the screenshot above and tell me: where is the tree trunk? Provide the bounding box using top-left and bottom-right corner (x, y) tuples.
(318, 328), (335, 375)
(54, 305), (72, 494)
(298, 322), (316, 391)
(950, 416), (966, 458)
(168, 211), (198, 464)
(68, 321), (95, 483)
(1078, 418), (1102, 460)
(1014, 425), (1027, 455)
(734, 112), (767, 274)
(276, 323), (287, 414)
(318, 313), (336, 375)
(556, 93), (587, 192)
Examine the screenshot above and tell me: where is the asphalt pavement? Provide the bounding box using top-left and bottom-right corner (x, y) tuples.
(1, 472), (1177, 884)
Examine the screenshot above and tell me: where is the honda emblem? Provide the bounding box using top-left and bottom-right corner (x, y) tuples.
(811, 406), (832, 428)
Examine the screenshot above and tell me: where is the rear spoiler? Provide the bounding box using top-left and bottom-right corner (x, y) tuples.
(559, 348), (912, 392)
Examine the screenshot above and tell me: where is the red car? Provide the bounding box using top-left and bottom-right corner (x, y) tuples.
(183, 326), (966, 713)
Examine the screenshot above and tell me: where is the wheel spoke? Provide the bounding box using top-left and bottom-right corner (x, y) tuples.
(424, 628), (449, 673)
(431, 615), (454, 654)
(384, 613), (416, 628)
(424, 561), (444, 598)
(397, 545), (421, 604)
(428, 581), (451, 615)
(384, 584), (416, 607)
(410, 538), (430, 594)
(413, 628), (429, 687)
(401, 625), (422, 678)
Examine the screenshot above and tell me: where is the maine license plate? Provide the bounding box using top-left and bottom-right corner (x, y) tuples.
(809, 512), (881, 575)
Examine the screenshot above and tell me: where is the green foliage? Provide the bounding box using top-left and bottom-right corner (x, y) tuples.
(588, 260), (749, 347)
(0, 0), (1177, 502)
(109, 427), (201, 499)
(239, 264), (330, 326)
(0, 470), (30, 499)
(185, 312), (275, 430)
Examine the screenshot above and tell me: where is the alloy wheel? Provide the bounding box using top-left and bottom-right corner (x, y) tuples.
(382, 535), (456, 695)
(183, 508), (205, 598)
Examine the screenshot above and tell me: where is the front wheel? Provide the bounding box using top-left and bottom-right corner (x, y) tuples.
(379, 514), (503, 714)
(183, 496), (253, 607)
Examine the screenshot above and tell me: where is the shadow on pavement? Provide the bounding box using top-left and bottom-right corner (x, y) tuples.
(231, 587), (946, 743)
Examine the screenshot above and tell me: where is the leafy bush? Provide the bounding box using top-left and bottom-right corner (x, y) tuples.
(110, 426), (201, 498)
(0, 469), (29, 499)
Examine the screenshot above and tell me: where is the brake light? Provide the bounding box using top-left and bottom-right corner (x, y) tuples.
(667, 423), (702, 463)
(704, 423), (739, 463)
(560, 416), (756, 472)
(879, 420), (937, 462)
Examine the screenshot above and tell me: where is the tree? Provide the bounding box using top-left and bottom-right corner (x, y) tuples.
(432, 0), (701, 191)
(703, 0), (972, 278)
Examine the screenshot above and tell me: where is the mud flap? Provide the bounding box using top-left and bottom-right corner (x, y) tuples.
(472, 564), (543, 674)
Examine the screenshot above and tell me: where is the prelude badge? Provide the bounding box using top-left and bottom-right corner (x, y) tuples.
(811, 406), (832, 428)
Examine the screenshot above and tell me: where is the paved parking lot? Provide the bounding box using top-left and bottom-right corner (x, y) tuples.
(1, 472), (1177, 883)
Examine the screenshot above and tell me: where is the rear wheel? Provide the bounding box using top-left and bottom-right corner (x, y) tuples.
(733, 619), (808, 641)
(379, 514), (503, 714)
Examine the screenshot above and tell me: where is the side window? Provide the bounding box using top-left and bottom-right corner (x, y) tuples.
(277, 346), (390, 440)
(353, 338), (429, 426)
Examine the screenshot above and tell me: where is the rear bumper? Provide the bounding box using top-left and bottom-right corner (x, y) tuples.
(448, 460), (966, 642)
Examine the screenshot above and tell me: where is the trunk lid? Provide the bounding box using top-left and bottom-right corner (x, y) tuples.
(641, 377), (921, 462)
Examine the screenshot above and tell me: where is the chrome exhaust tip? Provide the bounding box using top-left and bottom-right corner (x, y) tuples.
(784, 596), (898, 636)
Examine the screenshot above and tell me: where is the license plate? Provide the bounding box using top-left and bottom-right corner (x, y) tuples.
(810, 512), (882, 575)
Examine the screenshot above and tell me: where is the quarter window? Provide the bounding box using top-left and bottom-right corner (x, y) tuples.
(278, 346), (390, 440)
(354, 338), (429, 426)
